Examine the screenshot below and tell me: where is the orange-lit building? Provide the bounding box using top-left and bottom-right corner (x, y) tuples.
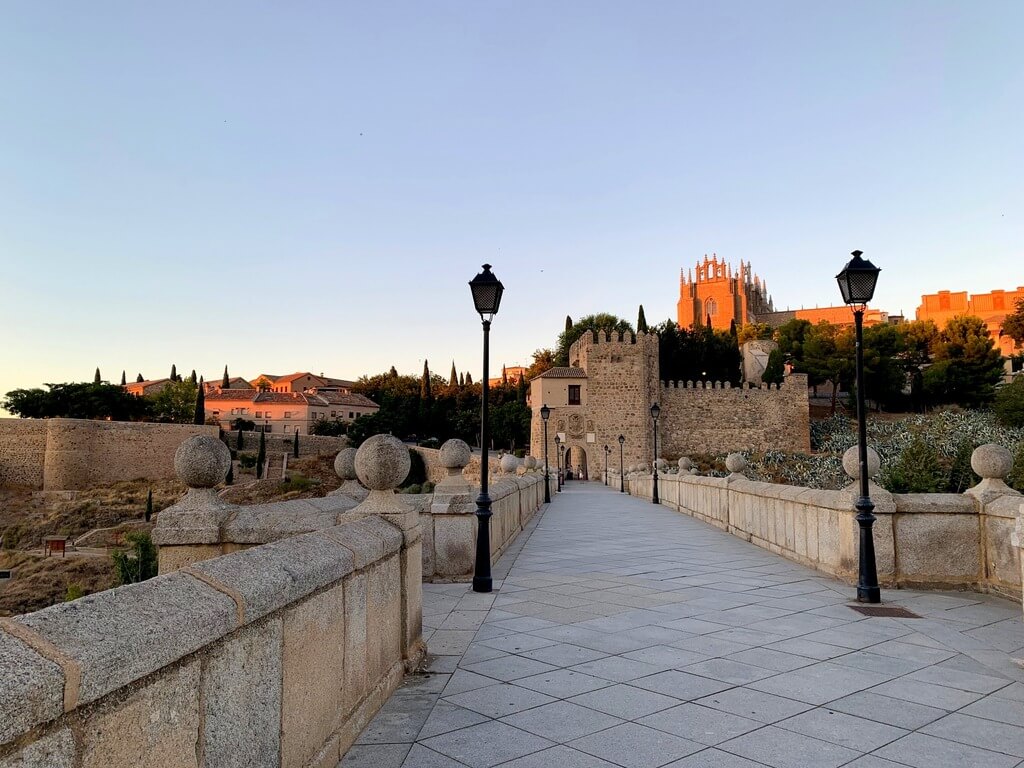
(488, 365), (527, 388)
(916, 287), (1024, 357)
(677, 255), (893, 331)
(250, 372), (356, 394)
(204, 389), (378, 434)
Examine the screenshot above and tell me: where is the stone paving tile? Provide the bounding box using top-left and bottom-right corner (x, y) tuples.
(719, 725), (861, 768)
(343, 484), (1024, 767)
(569, 722), (704, 768)
(873, 731), (1020, 768)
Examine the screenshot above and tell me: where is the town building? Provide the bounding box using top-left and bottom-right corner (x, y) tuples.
(204, 389), (378, 434)
(488, 365), (527, 388)
(916, 287), (1024, 357)
(250, 372), (356, 394)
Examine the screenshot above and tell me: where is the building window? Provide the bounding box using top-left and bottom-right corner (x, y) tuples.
(349, 412), (354, 419)
(568, 385), (581, 405)
(255, 411), (262, 418)
(284, 411), (292, 419)
(331, 411), (336, 418)
(705, 297), (718, 317)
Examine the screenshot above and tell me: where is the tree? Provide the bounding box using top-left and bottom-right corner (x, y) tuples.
(737, 323), (774, 344)
(884, 436), (946, 493)
(501, 365), (508, 387)
(136, 373), (144, 383)
(517, 374), (528, 404)
(653, 319), (742, 384)
(637, 305), (648, 333)
(555, 314), (634, 366)
(189, 370), (197, 385)
(256, 429), (266, 479)
(170, 364), (177, 382)
(94, 368), (102, 384)
(3, 382), (150, 421)
(565, 315), (573, 332)
(525, 348), (555, 380)
(466, 372), (473, 385)
(449, 362), (458, 388)
(1002, 299), (1024, 347)
(148, 380), (199, 423)
(222, 365), (230, 388)
(994, 376), (1024, 427)
(799, 322), (855, 414)
(253, 375), (273, 392)
(225, 462), (234, 485)
(120, 371), (126, 387)
(925, 315), (1003, 406)
(862, 323), (908, 411)
(420, 360), (432, 401)
(293, 428), (300, 457)
(729, 318), (738, 339)
(111, 532), (158, 585)
(236, 426), (245, 450)
(193, 377), (205, 425)
(459, 372), (465, 387)
(144, 489), (153, 522)
(762, 348), (785, 386)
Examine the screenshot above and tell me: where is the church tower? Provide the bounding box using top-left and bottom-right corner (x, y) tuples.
(677, 254), (773, 330)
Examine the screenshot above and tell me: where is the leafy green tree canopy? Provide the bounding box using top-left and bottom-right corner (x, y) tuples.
(3, 382), (150, 421)
(148, 380), (199, 424)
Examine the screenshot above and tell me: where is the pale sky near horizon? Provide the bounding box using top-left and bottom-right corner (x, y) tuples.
(1, 2), (1022, 413)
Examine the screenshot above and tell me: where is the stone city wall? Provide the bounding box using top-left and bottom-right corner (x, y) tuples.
(659, 374), (811, 456)
(0, 514), (417, 768)
(230, 431), (349, 459)
(0, 418), (217, 491)
(620, 463), (1021, 601)
(0, 419), (47, 488)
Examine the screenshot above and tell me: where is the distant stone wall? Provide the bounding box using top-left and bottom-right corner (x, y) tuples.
(0, 418), (217, 491)
(0, 419), (47, 487)
(659, 374), (811, 456)
(230, 431), (348, 458)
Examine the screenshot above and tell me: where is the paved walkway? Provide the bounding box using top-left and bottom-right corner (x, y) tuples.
(343, 483), (1024, 768)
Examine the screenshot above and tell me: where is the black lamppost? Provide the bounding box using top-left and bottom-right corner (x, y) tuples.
(837, 250), (882, 604)
(559, 443), (566, 485)
(650, 403), (661, 504)
(540, 404), (551, 504)
(603, 445), (610, 485)
(469, 264), (504, 594)
(618, 434), (625, 493)
(554, 434), (561, 491)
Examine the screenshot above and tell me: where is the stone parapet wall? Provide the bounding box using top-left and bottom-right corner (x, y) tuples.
(619, 470), (1021, 600)
(231, 432), (348, 458)
(0, 514), (418, 768)
(0, 418), (217, 491)
(0, 419), (46, 488)
(659, 374), (811, 456)
(422, 473), (552, 581)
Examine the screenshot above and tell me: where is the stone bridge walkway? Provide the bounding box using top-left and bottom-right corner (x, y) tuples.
(343, 483), (1024, 768)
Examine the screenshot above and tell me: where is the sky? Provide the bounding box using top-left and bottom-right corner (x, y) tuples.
(1, 1), (1022, 410)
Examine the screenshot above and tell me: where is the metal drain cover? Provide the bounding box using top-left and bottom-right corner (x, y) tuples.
(849, 605), (920, 618)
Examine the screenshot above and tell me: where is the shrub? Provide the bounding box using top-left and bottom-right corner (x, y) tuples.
(238, 453), (257, 469)
(281, 473), (315, 493)
(64, 583), (85, 602)
(994, 377), (1024, 427)
(883, 436), (947, 493)
(401, 484), (422, 494)
(422, 481), (435, 494)
(947, 439), (980, 493)
(2, 525), (21, 550)
(1008, 442), (1024, 493)
(111, 532), (158, 585)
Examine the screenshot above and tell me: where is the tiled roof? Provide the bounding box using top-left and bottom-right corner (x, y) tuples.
(535, 367), (587, 379)
(275, 372), (324, 384)
(319, 392), (379, 408)
(204, 389), (259, 402)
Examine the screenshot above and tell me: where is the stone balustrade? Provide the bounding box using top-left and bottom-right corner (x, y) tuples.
(0, 434), (424, 768)
(612, 443), (1024, 610)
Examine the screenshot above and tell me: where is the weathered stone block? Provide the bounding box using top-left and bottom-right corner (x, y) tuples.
(80, 662), (200, 768)
(189, 531), (354, 623)
(0, 729), (74, 768)
(895, 513), (981, 583)
(201, 619), (283, 768)
(14, 573), (234, 706)
(281, 584), (346, 768)
(433, 516), (475, 578)
(0, 631), (64, 744)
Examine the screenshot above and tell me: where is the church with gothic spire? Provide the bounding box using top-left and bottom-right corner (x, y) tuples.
(677, 254), (774, 330)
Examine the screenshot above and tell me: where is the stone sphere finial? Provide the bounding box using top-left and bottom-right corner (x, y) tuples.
(439, 439), (471, 469)
(500, 454), (520, 474)
(355, 434), (410, 491)
(843, 445), (880, 481)
(334, 447), (358, 480)
(655, 458), (668, 471)
(524, 456), (537, 470)
(678, 457), (693, 471)
(174, 435), (231, 488)
(971, 444), (1013, 480)
(725, 453), (747, 474)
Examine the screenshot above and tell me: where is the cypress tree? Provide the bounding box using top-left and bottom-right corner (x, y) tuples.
(237, 426), (244, 450)
(225, 461), (234, 485)
(466, 372), (473, 385)
(256, 430), (266, 479)
(449, 361), (458, 388)
(729, 318), (738, 338)
(120, 371), (127, 387)
(637, 305), (648, 333)
(706, 313), (712, 329)
(222, 365), (230, 388)
(565, 315), (573, 332)
(193, 377), (205, 425)
(389, 366), (398, 377)
(293, 429), (299, 458)
(144, 489), (153, 522)
(94, 367), (102, 384)
(459, 372), (465, 387)
(502, 365), (508, 387)
(420, 360), (432, 400)
(189, 369), (197, 385)
(517, 374), (528, 404)
(170, 364), (177, 382)
(136, 373), (144, 383)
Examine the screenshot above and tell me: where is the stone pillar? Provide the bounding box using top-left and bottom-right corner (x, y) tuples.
(350, 435), (426, 671)
(152, 435), (235, 573)
(435, 439), (472, 492)
(841, 445), (896, 583)
(1014, 502), (1024, 622)
(328, 447), (369, 502)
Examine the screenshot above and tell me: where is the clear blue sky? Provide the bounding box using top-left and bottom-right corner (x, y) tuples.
(2, 1), (1021, 408)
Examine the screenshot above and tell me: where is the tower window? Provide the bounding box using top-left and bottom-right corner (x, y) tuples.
(568, 385), (581, 405)
(705, 298), (718, 317)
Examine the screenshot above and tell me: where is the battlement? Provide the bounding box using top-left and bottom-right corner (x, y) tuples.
(660, 373), (808, 391)
(568, 329), (658, 367)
